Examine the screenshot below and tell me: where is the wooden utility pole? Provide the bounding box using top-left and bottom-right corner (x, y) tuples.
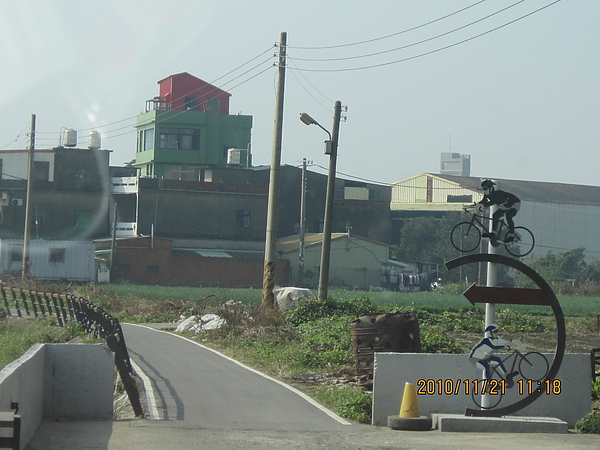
(317, 101), (342, 301)
(262, 31), (287, 309)
(22, 114), (36, 279)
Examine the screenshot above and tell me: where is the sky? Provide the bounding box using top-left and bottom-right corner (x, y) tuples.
(1, 0), (598, 187)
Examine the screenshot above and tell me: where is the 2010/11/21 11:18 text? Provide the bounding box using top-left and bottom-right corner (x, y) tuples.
(416, 379), (562, 396)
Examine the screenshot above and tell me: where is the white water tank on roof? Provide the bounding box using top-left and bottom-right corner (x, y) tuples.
(63, 128), (77, 147)
(88, 130), (101, 150)
(227, 148), (241, 166)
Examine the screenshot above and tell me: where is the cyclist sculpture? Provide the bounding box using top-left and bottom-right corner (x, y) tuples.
(469, 324), (519, 388)
(471, 179), (521, 246)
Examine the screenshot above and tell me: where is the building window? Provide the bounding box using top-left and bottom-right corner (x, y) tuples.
(164, 165), (197, 181)
(49, 248), (66, 263)
(147, 265), (160, 273)
(144, 129), (154, 151)
(10, 247), (22, 262)
(185, 96), (199, 111)
(159, 128), (200, 150)
(206, 98), (220, 112)
(34, 161), (50, 182)
(74, 211), (90, 230)
(447, 195), (473, 203)
(237, 209), (250, 228)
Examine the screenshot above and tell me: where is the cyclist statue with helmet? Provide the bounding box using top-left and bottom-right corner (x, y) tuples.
(469, 324), (519, 388)
(472, 179), (521, 246)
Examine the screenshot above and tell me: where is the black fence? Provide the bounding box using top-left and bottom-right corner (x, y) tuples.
(1, 286), (143, 417)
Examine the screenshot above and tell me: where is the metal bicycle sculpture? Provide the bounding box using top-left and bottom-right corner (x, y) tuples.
(470, 347), (549, 410)
(451, 206), (535, 257)
(445, 254), (565, 417)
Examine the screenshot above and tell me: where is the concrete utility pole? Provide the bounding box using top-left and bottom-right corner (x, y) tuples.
(22, 114), (36, 279)
(262, 31), (287, 309)
(297, 158), (311, 287)
(318, 100), (342, 301)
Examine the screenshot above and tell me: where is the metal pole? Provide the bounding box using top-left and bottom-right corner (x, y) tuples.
(481, 204), (499, 409)
(298, 158), (309, 287)
(22, 114), (36, 279)
(263, 31), (287, 309)
(318, 100), (342, 301)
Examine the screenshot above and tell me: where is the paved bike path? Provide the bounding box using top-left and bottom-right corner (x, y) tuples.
(121, 323), (351, 431)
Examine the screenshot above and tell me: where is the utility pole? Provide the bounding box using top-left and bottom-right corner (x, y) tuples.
(22, 114), (36, 279)
(263, 31), (287, 309)
(297, 158), (311, 287)
(318, 100), (342, 301)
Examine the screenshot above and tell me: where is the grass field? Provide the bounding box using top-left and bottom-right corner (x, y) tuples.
(76, 283), (600, 318)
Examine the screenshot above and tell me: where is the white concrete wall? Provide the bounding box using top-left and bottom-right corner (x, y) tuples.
(0, 344), (114, 449)
(43, 344), (114, 419)
(373, 353), (591, 427)
(0, 344), (46, 446)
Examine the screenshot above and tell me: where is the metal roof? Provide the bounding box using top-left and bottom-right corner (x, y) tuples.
(406, 173), (600, 206)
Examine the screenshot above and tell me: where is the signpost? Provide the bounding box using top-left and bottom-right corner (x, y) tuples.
(445, 253), (566, 417)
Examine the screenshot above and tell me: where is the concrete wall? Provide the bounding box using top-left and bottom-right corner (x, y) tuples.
(0, 344), (114, 448)
(373, 353), (591, 427)
(43, 344), (114, 419)
(0, 344), (45, 446)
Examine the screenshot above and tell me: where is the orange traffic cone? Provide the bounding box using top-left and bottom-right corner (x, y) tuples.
(388, 382), (432, 431)
(399, 382), (420, 418)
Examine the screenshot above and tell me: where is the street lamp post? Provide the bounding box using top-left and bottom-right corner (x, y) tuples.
(299, 100), (342, 300)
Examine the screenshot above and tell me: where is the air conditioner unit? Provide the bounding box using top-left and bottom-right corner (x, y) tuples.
(11, 198), (23, 207)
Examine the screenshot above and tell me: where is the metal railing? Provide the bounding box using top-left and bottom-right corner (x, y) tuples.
(1, 286), (144, 417)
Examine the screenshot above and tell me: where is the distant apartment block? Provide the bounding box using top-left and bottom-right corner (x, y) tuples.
(440, 152), (471, 177)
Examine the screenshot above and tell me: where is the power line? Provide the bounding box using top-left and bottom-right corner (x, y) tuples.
(287, 0), (526, 63)
(289, 0), (562, 72)
(22, 51), (276, 147)
(285, 0), (487, 50)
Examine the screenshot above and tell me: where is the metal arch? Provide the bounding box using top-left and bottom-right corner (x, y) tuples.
(445, 253), (566, 417)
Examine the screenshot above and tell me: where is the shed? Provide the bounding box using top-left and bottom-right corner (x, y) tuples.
(278, 233), (391, 290)
(0, 239), (95, 282)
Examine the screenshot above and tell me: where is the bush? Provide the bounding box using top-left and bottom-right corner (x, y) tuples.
(309, 385), (372, 423)
(495, 309), (546, 333)
(420, 325), (464, 353)
(295, 316), (355, 368)
(575, 410), (600, 434)
(285, 296), (377, 326)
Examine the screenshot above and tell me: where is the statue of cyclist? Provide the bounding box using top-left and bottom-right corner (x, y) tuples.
(473, 179), (521, 246)
(469, 324), (519, 388)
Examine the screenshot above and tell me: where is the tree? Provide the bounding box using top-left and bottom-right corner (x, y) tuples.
(514, 247), (588, 288)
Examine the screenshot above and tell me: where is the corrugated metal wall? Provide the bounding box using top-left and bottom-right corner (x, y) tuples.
(391, 174), (480, 204)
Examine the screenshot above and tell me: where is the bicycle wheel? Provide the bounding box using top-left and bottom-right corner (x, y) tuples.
(471, 379), (503, 410)
(450, 222), (481, 253)
(519, 352), (549, 381)
(504, 226), (535, 257)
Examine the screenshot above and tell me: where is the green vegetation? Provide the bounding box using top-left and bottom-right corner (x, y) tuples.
(575, 410), (600, 434)
(0, 315), (85, 369)
(2, 280), (599, 425)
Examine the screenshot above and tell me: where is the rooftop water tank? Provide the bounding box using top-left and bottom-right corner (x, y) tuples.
(63, 128), (77, 147)
(227, 148), (241, 166)
(88, 131), (101, 150)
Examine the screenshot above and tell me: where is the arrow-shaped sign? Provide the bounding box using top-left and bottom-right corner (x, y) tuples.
(462, 283), (552, 306)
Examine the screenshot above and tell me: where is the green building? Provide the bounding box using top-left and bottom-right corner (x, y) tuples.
(134, 72), (252, 180)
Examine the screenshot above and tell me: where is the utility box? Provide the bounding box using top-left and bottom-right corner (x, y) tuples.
(0, 239), (95, 282)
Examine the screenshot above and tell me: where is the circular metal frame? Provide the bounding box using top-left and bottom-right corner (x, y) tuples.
(445, 253), (565, 417)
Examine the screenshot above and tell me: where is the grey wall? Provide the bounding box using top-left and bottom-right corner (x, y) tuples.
(0, 344), (114, 449)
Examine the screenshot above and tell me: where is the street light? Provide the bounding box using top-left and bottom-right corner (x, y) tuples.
(299, 101), (342, 300)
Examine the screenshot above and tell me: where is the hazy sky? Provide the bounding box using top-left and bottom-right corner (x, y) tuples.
(1, 0), (597, 187)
